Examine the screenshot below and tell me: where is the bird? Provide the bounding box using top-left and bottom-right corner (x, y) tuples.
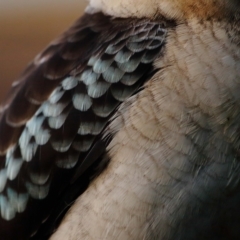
(0, 0), (240, 239)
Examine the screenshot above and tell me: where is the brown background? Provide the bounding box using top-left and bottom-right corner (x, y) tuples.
(0, 1), (87, 101)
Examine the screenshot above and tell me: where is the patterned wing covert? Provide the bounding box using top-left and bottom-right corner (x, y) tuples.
(0, 12), (168, 239)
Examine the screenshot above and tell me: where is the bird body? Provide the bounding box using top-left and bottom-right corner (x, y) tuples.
(0, 0), (240, 239)
(51, 11), (240, 239)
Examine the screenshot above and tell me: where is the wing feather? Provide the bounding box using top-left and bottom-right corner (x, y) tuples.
(0, 12), (169, 239)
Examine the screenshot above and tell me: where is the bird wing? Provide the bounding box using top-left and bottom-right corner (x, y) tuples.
(0, 12), (170, 239)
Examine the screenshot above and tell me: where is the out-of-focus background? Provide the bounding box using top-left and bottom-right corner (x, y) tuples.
(0, 0), (87, 101)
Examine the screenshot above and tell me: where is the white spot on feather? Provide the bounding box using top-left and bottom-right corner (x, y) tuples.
(102, 66), (124, 83)
(26, 116), (45, 136)
(73, 93), (93, 111)
(19, 128), (31, 149)
(87, 81), (110, 98)
(19, 128), (34, 161)
(78, 121), (106, 135)
(48, 86), (65, 104)
(62, 77), (78, 90)
(48, 114), (68, 129)
(6, 158), (23, 180)
(79, 69), (99, 85)
(93, 58), (113, 74)
(21, 142), (38, 162)
(7, 188), (29, 213)
(0, 195), (15, 221)
(88, 56), (98, 66)
(34, 129), (50, 145)
(25, 182), (50, 200)
(55, 152), (79, 169)
(42, 101), (68, 117)
(51, 139), (72, 152)
(29, 172), (50, 185)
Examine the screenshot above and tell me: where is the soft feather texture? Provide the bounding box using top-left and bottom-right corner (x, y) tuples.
(51, 3), (240, 240)
(0, 12), (167, 239)
(87, 0), (240, 19)
(1, 1), (240, 239)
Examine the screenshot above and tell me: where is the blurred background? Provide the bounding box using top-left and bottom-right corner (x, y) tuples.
(0, 0), (87, 101)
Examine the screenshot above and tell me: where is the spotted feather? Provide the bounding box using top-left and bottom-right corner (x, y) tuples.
(0, 12), (168, 239)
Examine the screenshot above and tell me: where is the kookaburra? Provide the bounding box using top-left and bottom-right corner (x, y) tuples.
(0, 0), (240, 239)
